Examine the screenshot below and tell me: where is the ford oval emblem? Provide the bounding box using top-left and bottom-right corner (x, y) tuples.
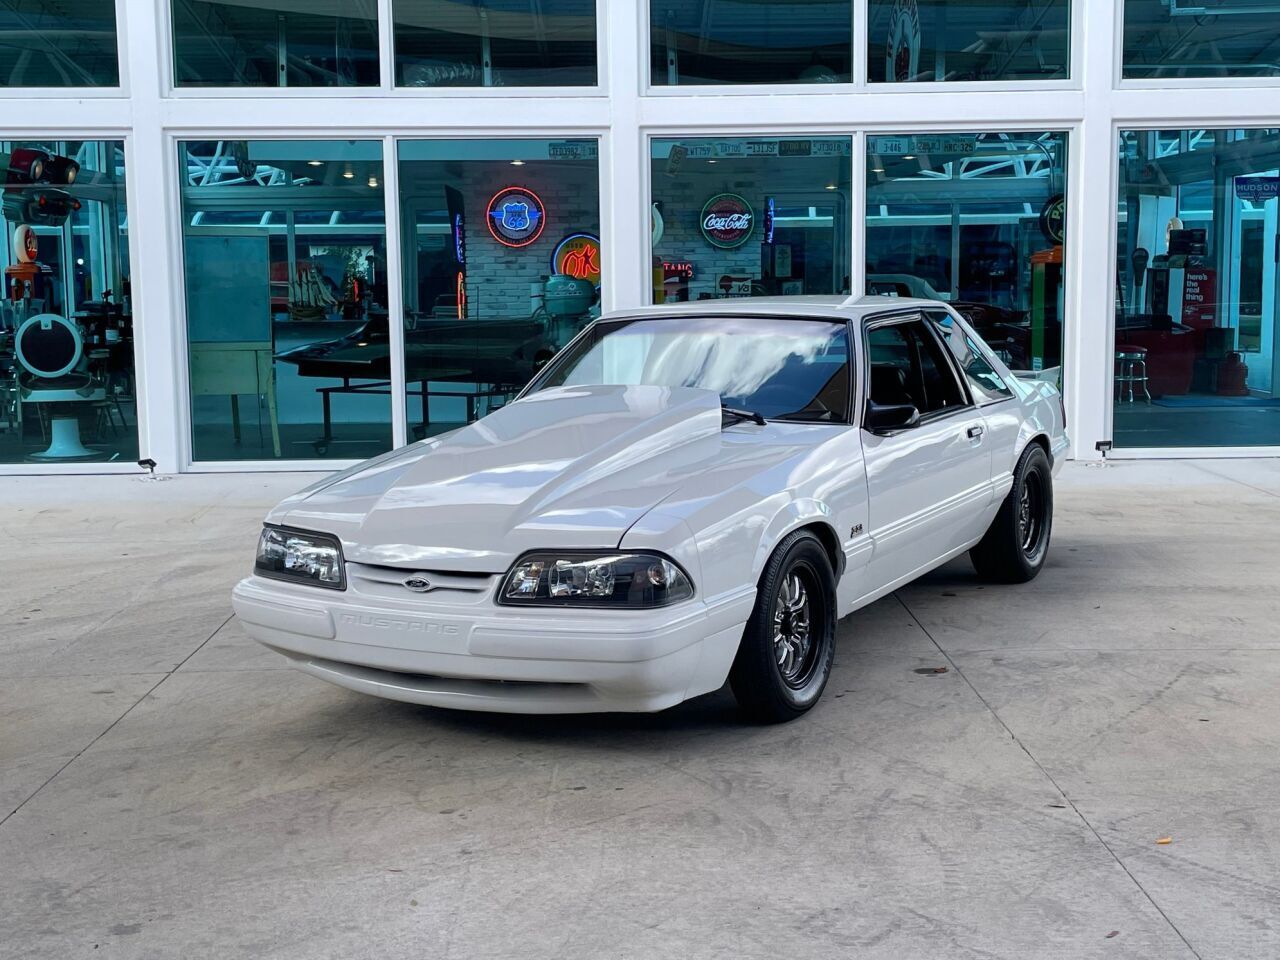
(403, 576), (432, 593)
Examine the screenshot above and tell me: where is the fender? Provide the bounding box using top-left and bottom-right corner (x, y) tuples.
(1013, 385), (1063, 466)
(752, 497), (845, 583)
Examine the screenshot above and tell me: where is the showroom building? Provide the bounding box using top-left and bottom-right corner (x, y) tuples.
(1, 0), (1278, 473)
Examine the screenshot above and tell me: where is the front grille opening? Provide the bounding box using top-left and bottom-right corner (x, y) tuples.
(347, 563), (498, 596)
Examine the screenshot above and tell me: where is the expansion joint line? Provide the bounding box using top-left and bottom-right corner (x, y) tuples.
(0, 614), (234, 830)
(893, 592), (1204, 960)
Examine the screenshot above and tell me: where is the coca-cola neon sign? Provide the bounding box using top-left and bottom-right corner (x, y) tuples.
(699, 193), (754, 249)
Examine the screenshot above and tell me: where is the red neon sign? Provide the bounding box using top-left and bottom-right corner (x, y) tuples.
(552, 233), (601, 285)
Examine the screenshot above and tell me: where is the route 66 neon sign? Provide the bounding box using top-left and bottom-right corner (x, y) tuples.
(487, 187), (547, 248)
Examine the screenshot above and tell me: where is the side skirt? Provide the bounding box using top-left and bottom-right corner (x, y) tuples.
(835, 535), (984, 621)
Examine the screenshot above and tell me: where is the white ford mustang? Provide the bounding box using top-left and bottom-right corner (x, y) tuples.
(233, 296), (1067, 723)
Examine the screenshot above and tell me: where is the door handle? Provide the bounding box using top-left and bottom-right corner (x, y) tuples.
(967, 424), (985, 439)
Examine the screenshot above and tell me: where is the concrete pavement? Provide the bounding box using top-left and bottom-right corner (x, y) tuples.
(2, 460), (1278, 959)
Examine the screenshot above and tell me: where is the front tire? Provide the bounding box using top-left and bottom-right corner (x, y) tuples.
(971, 443), (1053, 583)
(729, 530), (837, 723)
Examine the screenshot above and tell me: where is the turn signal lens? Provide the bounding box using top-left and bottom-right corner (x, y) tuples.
(500, 552), (693, 607)
(508, 559), (545, 597)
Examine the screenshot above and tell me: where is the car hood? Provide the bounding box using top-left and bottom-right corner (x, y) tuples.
(274, 384), (818, 572)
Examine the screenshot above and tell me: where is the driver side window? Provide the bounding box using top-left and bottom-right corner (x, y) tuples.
(866, 318), (968, 417)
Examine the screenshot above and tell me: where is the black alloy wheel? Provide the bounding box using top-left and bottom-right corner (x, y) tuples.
(730, 530), (837, 723)
(971, 443), (1053, 584)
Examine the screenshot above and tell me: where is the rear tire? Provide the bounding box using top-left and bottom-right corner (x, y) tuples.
(971, 443), (1053, 584)
(729, 530), (837, 723)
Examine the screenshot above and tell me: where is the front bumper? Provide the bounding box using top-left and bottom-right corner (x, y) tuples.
(231, 576), (753, 714)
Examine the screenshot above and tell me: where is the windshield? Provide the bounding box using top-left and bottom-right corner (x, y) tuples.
(528, 316), (851, 422)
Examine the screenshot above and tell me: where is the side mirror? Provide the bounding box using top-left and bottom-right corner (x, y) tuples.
(863, 400), (920, 434)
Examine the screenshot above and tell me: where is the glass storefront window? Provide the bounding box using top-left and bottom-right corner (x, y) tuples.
(180, 140), (390, 461)
(1114, 128), (1280, 448)
(396, 138), (601, 436)
(650, 137), (852, 302)
(868, 0), (1069, 82)
(1123, 2), (1280, 79)
(866, 131), (1068, 375)
(1, 141), (133, 464)
(394, 0), (596, 87)
(650, 0), (851, 85)
(172, 2), (379, 87)
(0, 2), (119, 86)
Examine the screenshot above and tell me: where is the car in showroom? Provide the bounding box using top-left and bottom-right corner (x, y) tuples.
(233, 296), (1067, 723)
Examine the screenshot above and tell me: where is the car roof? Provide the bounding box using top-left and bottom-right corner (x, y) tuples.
(600, 295), (942, 324)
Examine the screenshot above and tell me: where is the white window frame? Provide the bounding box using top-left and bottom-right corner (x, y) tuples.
(160, 0), (610, 99)
(1101, 118), (1280, 460)
(0, 0), (129, 98)
(1114, 0), (1280, 92)
(643, 0), (1083, 95)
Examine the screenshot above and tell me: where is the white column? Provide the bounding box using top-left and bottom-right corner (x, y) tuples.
(381, 135), (408, 448)
(1064, 0), (1120, 460)
(599, 0), (647, 312)
(121, 0), (184, 472)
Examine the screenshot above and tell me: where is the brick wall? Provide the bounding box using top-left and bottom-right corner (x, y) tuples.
(445, 162), (601, 319)
(652, 173), (765, 300)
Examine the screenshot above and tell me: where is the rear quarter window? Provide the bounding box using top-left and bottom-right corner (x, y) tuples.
(927, 311), (1013, 405)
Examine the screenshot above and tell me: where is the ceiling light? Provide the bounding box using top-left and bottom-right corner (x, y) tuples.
(510, 160), (525, 166)
(368, 176), (379, 188)
(902, 154), (916, 160)
(825, 184), (837, 190)
(342, 168), (354, 179)
(707, 159), (718, 164)
(307, 160), (322, 167)
(871, 167), (885, 174)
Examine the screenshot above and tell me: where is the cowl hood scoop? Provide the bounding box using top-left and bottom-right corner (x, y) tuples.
(281, 384), (724, 571)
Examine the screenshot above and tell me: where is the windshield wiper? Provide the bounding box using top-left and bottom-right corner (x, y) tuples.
(721, 404), (767, 426)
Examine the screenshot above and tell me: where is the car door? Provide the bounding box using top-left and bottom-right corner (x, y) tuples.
(860, 312), (994, 589)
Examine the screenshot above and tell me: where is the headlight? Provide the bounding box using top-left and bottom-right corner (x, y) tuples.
(498, 551), (693, 608)
(254, 526), (346, 590)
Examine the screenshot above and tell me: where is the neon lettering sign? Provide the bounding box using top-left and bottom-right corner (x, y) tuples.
(552, 233), (601, 285)
(700, 194), (755, 249)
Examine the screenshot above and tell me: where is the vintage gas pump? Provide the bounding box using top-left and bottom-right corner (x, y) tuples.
(1029, 246), (1063, 372)
(1027, 191), (1066, 373)
(5, 223), (50, 321)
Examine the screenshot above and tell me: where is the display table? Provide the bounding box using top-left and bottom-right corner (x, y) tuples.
(189, 341), (281, 457)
